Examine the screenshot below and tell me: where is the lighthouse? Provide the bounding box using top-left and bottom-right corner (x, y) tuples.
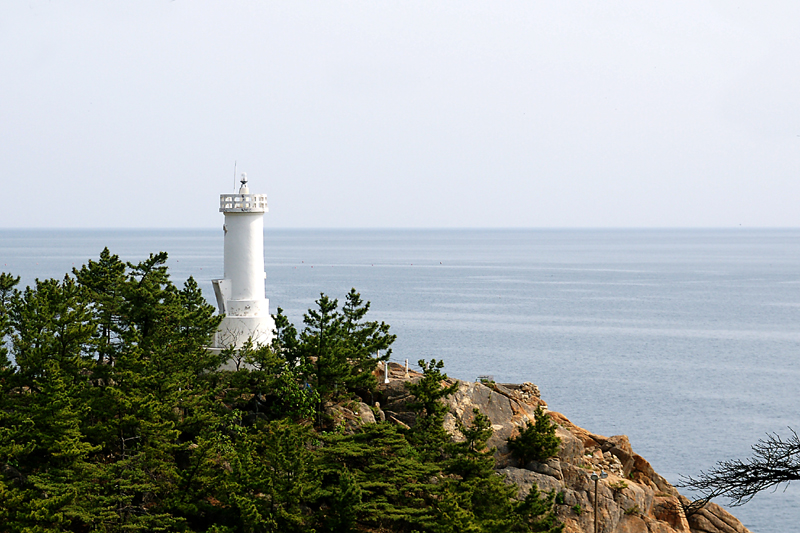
(211, 173), (275, 350)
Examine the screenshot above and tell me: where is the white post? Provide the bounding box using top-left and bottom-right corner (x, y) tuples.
(405, 359), (409, 377)
(384, 356), (390, 384)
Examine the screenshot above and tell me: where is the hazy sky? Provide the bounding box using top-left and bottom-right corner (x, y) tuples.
(2, 1), (799, 228)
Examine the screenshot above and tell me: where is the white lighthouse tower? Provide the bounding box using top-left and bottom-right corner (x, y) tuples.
(211, 173), (275, 350)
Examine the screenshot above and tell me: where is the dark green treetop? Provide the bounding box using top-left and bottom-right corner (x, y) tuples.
(508, 406), (562, 465)
(295, 290), (394, 406)
(405, 358), (459, 462)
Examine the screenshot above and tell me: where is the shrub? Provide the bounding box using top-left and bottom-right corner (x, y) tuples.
(609, 480), (628, 494)
(507, 406), (562, 464)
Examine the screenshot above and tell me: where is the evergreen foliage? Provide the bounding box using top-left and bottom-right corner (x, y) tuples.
(317, 422), (439, 532)
(296, 290), (395, 407)
(516, 485), (565, 532)
(447, 408), (496, 480)
(405, 359), (459, 461)
(507, 406), (562, 465)
(0, 251), (562, 533)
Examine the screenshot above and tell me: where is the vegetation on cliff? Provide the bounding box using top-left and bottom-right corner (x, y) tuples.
(507, 406), (561, 465)
(0, 249), (562, 533)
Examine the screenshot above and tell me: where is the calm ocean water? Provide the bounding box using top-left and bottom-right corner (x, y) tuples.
(1, 228), (798, 532)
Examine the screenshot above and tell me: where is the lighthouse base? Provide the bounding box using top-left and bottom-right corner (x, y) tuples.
(213, 314), (276, 351)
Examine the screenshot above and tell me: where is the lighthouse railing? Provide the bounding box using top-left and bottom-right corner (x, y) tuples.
(219, 194), (268, 211)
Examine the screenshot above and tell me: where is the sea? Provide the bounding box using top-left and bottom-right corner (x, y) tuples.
(1, 228), (798, 533)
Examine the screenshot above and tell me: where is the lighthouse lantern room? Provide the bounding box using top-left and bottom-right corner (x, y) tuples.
(211, 173), (275, 350)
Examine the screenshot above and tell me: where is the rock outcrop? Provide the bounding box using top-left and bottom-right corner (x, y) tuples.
(374, 362), (750, 533)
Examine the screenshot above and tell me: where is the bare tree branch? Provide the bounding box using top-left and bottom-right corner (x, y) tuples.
(678, 428), (800, 506)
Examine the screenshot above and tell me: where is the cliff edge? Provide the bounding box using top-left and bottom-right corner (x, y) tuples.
(366, 362), (750, 533)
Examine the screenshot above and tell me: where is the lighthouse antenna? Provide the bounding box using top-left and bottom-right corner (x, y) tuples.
(233, 161), (237, 191)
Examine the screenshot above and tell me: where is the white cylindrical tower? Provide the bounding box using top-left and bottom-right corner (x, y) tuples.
(211, 173), (275, 350)
(224, 211), (264, 301)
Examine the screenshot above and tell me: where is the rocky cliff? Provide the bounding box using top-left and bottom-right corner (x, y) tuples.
(366, 362), (751, 533)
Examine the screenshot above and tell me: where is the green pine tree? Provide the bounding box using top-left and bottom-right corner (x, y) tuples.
(7, 276), (96, 387)
(6, 362), (104, 532)
(271, 307), (302, 366)
(447, 408), (496, 481)
(72, 247), (127, 365)
(405, 359), (459, 462)
(507, 406), (562, 465)
(212, 418), (319, 533)
(325, 467), (363, 533)
(317, 422), (440, 532)
(300, 294), (345, 405)
(296, 291), (395, 420)
(514, 484), (564, 532)
(339, 288), (394, 394)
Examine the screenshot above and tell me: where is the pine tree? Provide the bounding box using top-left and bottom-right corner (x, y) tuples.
(211, 419), (320, 533)
(405, 359), (459, 462)
(72, 247), (127, 364)
(73, 250), (222, 530)
(514, 485), (564, 533)
(339, 288), (394, 394)
(428, 476), (525, 533)
(507, 406), (562, 465)
(175, 276), (224, 359)
(3, 362), (104, 532)
(297, 291), (395, 415)
(317, 422), (440, 532)
(119, 251), (172, 346)
(0, 272), (104, 530)
(0, 272), (19, 382)
(7, 276), (96, 387)
(325, 467), (363, 533)
(300, 294), (345, 404)
(219, 335), (319, 425)
(447, 408), (496, 481)
(428, 465), (563, 533)
(271, 307), (301, 366)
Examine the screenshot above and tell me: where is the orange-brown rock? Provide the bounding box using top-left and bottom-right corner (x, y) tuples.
(374, 372), (752, 533)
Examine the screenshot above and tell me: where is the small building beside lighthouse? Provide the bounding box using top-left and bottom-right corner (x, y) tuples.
(211, 173), (275, 350)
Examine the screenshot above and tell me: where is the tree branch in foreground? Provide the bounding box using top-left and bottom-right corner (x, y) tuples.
(678, 428), (800, 506)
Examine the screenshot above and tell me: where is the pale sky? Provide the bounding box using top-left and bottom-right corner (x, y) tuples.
(2, 1), (800, 228)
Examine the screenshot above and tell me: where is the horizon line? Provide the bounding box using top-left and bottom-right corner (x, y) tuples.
(0, 225), (796, 231)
